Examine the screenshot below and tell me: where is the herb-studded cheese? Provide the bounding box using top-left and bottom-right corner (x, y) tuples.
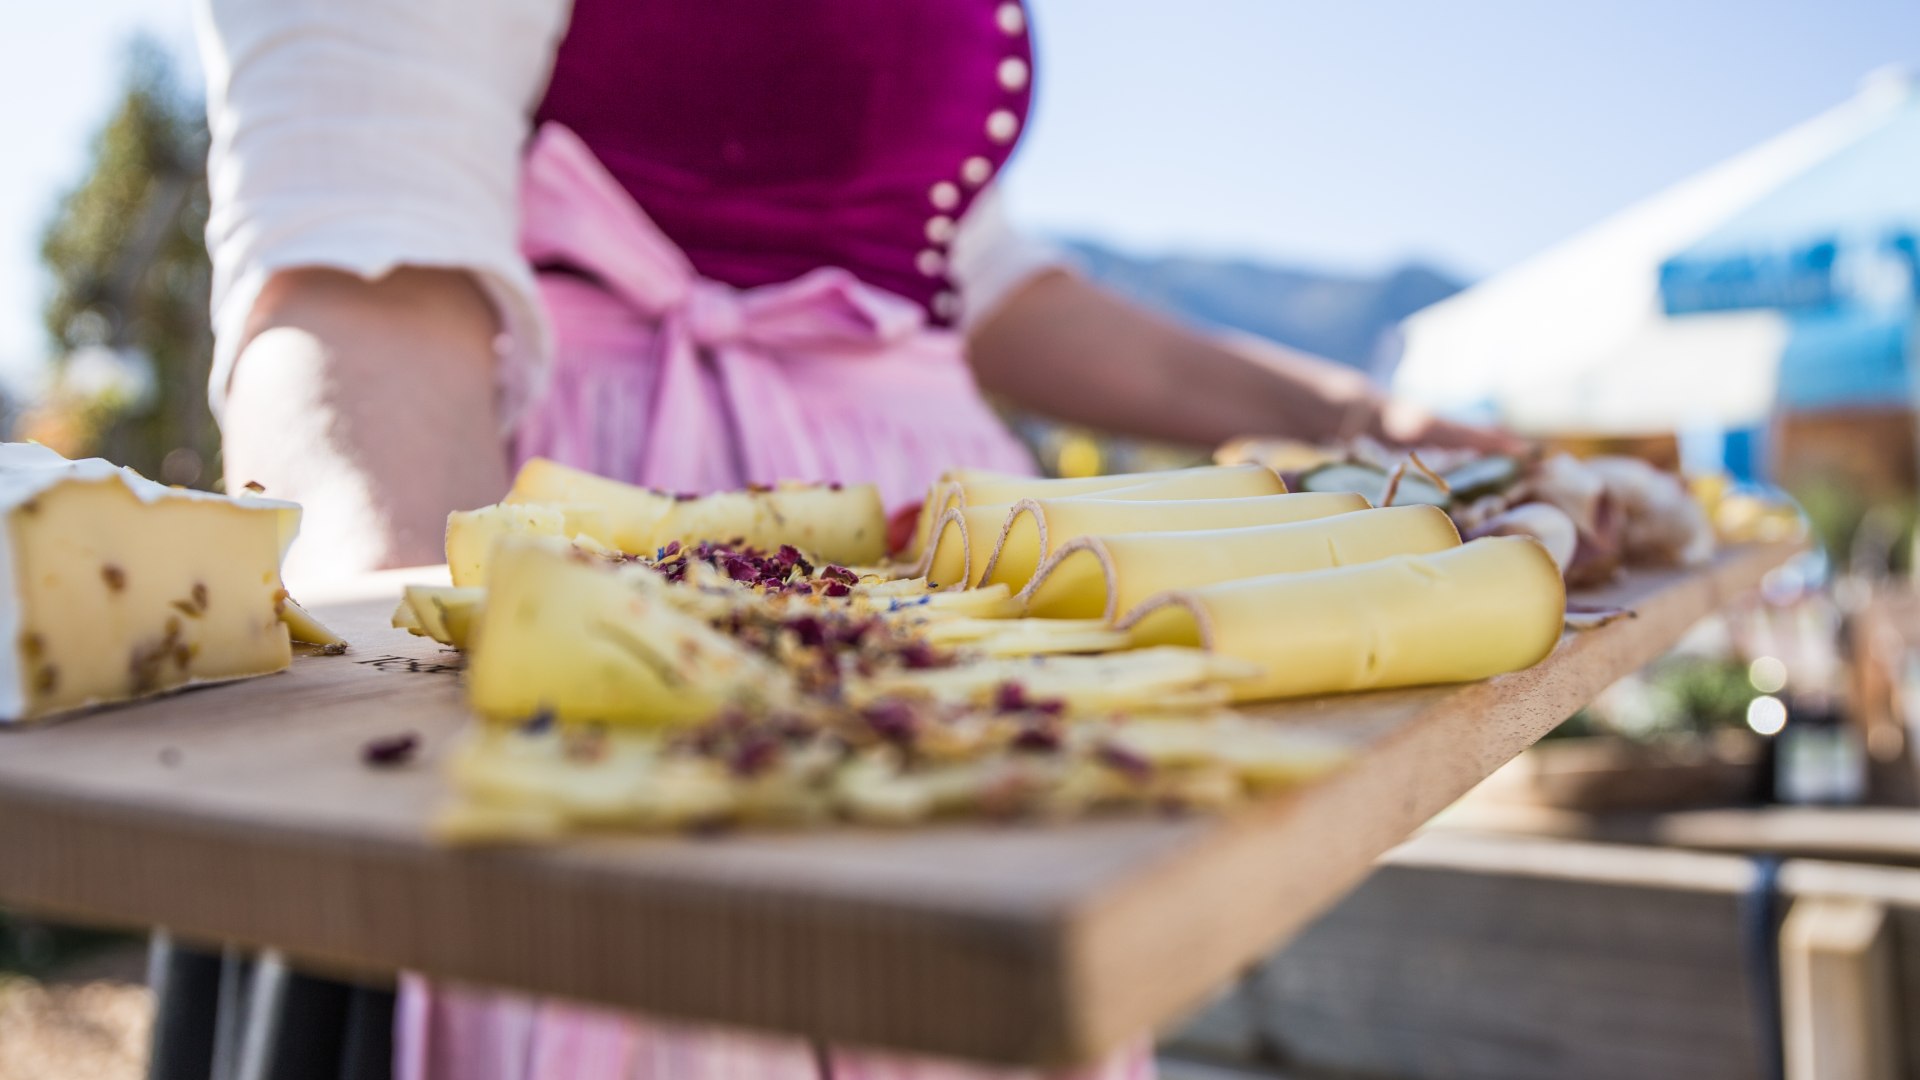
(0, 443), (307, 721)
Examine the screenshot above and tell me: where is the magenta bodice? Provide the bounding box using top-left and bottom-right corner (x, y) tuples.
(534, 0), (1036, 322)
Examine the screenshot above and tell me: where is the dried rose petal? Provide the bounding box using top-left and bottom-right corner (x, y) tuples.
(863, 700), (918, 745)
(730, 735), (780, 777)
(1095, 742), (1152, 782)
(899, 642), (946, 670)
(821, 565), (858, 586)
(821, 581), (851, 598)
(994, 681), (1029, 712)
(1011, 726), (1061, 753)
(787, 615), (827, 647)
(362, 733), (419, 767)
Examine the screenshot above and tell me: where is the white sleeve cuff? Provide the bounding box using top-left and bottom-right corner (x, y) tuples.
(948, 185), (1070, 330)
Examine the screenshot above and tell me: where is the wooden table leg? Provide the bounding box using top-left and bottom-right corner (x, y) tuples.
(1780, 897), (1899, 1080)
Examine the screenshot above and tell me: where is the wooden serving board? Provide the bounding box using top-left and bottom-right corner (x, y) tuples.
(0, 543), (1800, 1067)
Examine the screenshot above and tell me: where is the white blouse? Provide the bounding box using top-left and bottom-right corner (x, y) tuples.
(194, 0), (1064, 426)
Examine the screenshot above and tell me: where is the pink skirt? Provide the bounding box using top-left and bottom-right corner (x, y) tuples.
(394, 124), (1151, 1080)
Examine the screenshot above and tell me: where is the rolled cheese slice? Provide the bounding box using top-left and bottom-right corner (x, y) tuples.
(0, 443), (302, 721)
(904, 463), (1285, 563)
(1120, 537), (1566, 702)
(1024, 504), (1459, 621)
(978, 491), (1371, 593)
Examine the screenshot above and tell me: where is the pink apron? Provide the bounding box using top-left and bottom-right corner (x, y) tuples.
(508, 125), (1036, 508)
(393, 127), (1151, 1080)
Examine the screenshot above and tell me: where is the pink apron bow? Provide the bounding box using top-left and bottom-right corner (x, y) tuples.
(519, 122), (928, 492)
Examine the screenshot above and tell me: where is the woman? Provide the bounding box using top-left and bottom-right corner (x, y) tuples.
(197, 1), (1507, 1076)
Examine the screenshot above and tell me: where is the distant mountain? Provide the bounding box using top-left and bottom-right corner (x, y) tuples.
(1060, 240), (1465, 372)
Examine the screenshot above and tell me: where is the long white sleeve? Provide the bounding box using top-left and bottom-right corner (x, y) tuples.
(195, 0), (572, 427)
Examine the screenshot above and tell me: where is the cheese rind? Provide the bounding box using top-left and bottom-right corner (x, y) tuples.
(0, 444), (302, 721)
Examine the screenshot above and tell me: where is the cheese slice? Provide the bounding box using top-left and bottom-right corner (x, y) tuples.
(903, 463), (1286, 564)
(0, 444), (302, 721)
(1023, 504), (1460, 621)
(505, 457), (886, 565)
(978, 491), (1371, 593)
(1121, 537), (1566, 701)
(466, 536), (796, 726)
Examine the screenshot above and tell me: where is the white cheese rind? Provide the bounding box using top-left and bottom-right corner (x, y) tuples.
(0, 443), (300, 720)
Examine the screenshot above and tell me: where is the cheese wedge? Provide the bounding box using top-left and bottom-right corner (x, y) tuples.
(977, 491), (1371, 593)
(0, 444), (302, 721)
(466, 536), (795, 726)
(1121, 537), (1566, 701)
(1024, 504), (1460, 621)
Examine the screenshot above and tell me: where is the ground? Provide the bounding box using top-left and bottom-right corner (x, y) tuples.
(0, 943), (150, 1080)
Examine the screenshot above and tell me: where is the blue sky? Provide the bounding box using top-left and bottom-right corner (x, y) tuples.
(3, 0), (1916, 382)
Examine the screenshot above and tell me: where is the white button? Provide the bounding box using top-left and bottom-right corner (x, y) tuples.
(986, 109), (1020, 143)
(925, 216), (957, 244)
(961, 157), (994, 186)
(997, 57), (1029, 92)
(932, 291), (960, 320)
(995, 3), (1025, 36)
(929, 181), (960, 210)
(915, 249), (947, 277)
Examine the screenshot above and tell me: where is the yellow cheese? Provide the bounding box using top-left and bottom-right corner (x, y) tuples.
(917, 470), (1305, 588)
(466, 537), (794, 726)
(650, 485), (886, 566)
(504, 457), (885, 565)
(393, 585), (486, 649)
(1024, 504), (1460, 621)
(903, 463), (1286, 563)
(978, 491), (1371, 593)
(0, 445), (299, 721)
(447, 504), (568, 588)
(1121, 537), (1566, 701)
(504, 458), (675, 552)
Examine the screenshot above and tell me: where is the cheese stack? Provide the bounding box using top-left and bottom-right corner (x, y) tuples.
(0, 444), (305, 722)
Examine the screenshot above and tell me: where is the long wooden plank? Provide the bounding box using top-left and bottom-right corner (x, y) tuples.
(1442, 805), (1920, 867)
(0, 543), (1798, 1066)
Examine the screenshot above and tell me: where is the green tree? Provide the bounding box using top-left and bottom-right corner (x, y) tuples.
(33, 35), (215, 487)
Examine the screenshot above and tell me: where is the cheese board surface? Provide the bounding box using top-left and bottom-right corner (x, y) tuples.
(0, 542), (1800, 1067)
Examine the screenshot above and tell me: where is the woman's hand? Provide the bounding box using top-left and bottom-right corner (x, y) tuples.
(967, 271), (1521, 455)
(222, 267), (508, 583)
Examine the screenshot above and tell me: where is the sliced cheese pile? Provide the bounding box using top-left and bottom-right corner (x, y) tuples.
(0, 443), (336, 722)
(423, 458), (1570, 840)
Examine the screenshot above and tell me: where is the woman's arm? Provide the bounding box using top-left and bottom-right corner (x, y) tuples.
(223, 268), (507, 580)
(966, 270), (1518, 453)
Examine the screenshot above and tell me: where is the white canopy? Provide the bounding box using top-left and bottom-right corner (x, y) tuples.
(1390, 75), (1912, 435)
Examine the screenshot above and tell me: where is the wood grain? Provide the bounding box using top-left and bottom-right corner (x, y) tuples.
(1250, 833), (1766, 1080)
(0, 543), (1800, 1066)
